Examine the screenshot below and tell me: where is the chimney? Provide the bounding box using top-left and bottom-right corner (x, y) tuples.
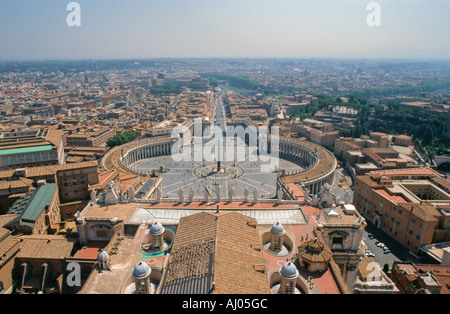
(216, 205), (219, 213)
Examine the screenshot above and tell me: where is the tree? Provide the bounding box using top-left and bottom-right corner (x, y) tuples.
(422, 125), (433, 146)
(106, 131), (138, 148)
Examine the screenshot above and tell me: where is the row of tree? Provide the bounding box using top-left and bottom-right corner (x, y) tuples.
(201, 73), (260, 91)
(106, 130), (139, 148)
(350, 79), (450, 100)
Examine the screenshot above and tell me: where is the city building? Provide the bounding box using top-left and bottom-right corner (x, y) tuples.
(353, 256), (399, 294)
(390, 261), (450, 294)
(0, 128), (64, 169)
(316, 203), (366, 290)
(293, 119), (340, 149)
(13, 235), (75, 294)
(56, 161), (100, 203)
(0, 161), (100, 207)
(65, 126), (115, 147)
(354, 168), (450, 253)
(4, 183), (60, 235)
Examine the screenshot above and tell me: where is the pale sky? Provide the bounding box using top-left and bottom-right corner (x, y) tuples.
(0, 0), (449, 61)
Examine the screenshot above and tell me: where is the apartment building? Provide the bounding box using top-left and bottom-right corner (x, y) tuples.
(66, 126), (115, 147)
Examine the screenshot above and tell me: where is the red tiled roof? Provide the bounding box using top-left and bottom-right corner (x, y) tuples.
(374, 189), (408, 204)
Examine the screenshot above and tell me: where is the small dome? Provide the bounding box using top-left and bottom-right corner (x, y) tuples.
(270, 222), (285, 236)
(97, 250), (109, 262)
(132, 261), (151, 279)
(280, 261), (298, 280)
(149, 222), (165, 235)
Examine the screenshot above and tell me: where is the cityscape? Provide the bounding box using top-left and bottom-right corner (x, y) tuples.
(0, 0), (449, 305)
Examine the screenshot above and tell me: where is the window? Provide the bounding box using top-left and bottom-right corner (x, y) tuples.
(96, 230), (107, 238)
(332, 237), (343, 245)
(285, 281), (294, 294)
(273, 237), (281, 251)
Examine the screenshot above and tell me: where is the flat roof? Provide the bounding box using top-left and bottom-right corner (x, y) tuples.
(129, 206), (306, 225)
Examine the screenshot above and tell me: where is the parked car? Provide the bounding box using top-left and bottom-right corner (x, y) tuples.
(368, 233), (375, 239)
(376, 242), (385, 247)
(383, 249), (391, 254)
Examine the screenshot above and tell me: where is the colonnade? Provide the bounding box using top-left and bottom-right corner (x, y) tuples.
(104, 134), (336, 200)
(122, 142), (172, 167)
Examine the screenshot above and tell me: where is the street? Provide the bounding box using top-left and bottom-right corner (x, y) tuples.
(362, 220), (421, 268)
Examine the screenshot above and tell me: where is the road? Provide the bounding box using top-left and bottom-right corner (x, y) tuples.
(215, 95), (227, 131)
(362, 220), (423, 268)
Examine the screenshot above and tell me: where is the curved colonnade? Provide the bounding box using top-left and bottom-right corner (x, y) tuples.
(101, 135), (337, 197)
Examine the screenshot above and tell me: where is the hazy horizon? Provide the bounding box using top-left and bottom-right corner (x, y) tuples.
(0, 0), (449, 62)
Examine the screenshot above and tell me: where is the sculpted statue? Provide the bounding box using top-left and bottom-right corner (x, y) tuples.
(178, 187), (184, 203)
(253, 188), (259, 203)
(228, 186), (234, 202)
(244, 187), (249, 203)
(215, 185), (221, 203)
(189, 187), (195, 203)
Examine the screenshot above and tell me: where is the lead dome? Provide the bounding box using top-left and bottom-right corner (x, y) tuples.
(97, 250), (109, 262)
(280, 261), (298, 280)
(132, 261), (151, 279)
(270, 222), (285, 236)
(149, 222), (165, 235)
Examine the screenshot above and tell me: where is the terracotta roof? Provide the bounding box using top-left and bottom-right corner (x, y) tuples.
(358, 257), (382, 281)
(399, 203), (440, 222)
(162, 211), (269, 294)
(25, 166), (56, 178)
(0, 169), (14, 179)
(281, 140), (336, 185)
(298, 238), (333, 264)
(0, 214), (18, 240)
(0, 178), (33, 190)
(56, 160), (98, 171)
(416, 265), (450, 294)
(16, 235), (75, 260)
(431, 177), (450, 193)
(45, 129), (63, 148)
